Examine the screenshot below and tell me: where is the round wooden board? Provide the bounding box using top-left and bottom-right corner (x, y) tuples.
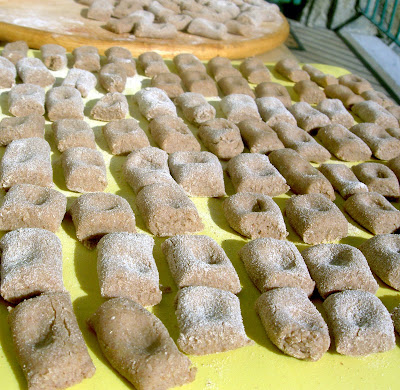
(0, 0), (289, 59)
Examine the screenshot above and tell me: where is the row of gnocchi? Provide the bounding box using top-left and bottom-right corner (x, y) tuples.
(1, 41), (400, 390)
(1, 134), (400, 242)
(4, 226), (400, 389)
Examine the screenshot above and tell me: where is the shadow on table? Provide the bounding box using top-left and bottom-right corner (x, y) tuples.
(92, 124), (110, 152)
(84, 98), (97, 118)
(151, 235), (181, 342)
(0, 298), (25, 389)
(0, 91), (10, 116)
(207, 197), (234, 235)
(221, 238), (278, 354)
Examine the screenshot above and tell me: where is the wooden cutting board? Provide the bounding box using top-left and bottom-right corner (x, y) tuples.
(0, 0), (289, 59)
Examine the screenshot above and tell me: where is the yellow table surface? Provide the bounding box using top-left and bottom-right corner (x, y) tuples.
(0, 50), (399, 390)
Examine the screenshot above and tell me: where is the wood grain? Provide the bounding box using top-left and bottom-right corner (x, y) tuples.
(0, 0), (289, 59)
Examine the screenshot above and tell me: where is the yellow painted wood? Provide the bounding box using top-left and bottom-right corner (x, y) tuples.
(1, 52), (399, 390)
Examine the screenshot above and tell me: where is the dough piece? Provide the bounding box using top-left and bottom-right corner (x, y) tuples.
(387, 105), (400, 125)
(135, 87), (176, 120)
(237, 118), (284, 154)
(350, 123), (400, 160)
(138, 51), (169, 77)
(240, 238), (314, 295)
(9, 293), (95, 389)
(123, 146), (176, 194)
(255, 81), (291, 108)
(286, 194), (348, 244)
(0, 228), (64, 303)
(224, 193), (288, 240)
(0, 114), (44, 146)
(220, 93), (260, 123)
(391, 305), (400, 335)
(344, 192), (400, 234)
(40, 44), (67, 71)
(338, 73), (372, 95)
(70, 192), (136, 248)
(269, 148), (335, 200)
(52, 119), (96, 152)
(62, 68), (97, 98)
(180, 70), (218, 96)
(274, 58), (310, 82)
(61, 147), (108, 193)
(179, 0), (204, 13)
(88, 298), (196, 389)
(218, 75), (255, 98)
(91, 92), (129, 121)
(198, 118), (244, 160)
(159, 0), (185, 14)
(182, 10), (231, 24)
(239, 57), (271, 84)
(360, 234), (400, 290)
(208, 58), (241, 82)
(352, 100), (399, 128)
(227, 153), (288, 196)
(0, 184), (66, 232)
(72, 46), (101, 72)
(389, 127), (400, 139)
(87, 0), (113, 21)
(361, 89), (394, 108)
(0, 57), (16, 88)
(112, 0), (144, 18)
(149, 115), (200, 153)
(323, 290), (395, 356)
(317, 124), (372, 161)
(237, 3), (280, 28)
(256, 288), (329, 361)
(162, 235), (241, 293)
(97, 233), (161, 305)
(46, 86), (84, 121)
(128, 9), (155, 24)
(160, 13), (192, 30)
(302, 244), (378, 299)
(150, 72), (184, 99)
(1, 40), (28, 65)
(352, 162), (400, 199)
(187, 17), (227, 40)
(175, 286), (253, 355)
(103, 118), (149, 155)
(207, 1), (240, 19)
(319, 163), (368, 199)
(0, 138), (52, 189)
(302, 64), (338, 88)
(293, 80), (325, 104)
(175, 92), (216, 125)
(99, 63), (127, 93)
(388, 154), (400, 181)
(324, 84), (364, 108)
(173, 53), (206, 75)
(105, 16), (135, 33)
(168, 151), (225, 197)
(256, 97), (296, 127)
(147, 1), (175, 19)
(134, 21), (177, 38)
(225, 20), (253, 37)
(272, 122), (331, 163)
(136, 183), (204, 236)
(289, 102), (330, 133)
(8, 83), (45, 117)
(105, 46), (136, 77)
(316, 98), (354, 128)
